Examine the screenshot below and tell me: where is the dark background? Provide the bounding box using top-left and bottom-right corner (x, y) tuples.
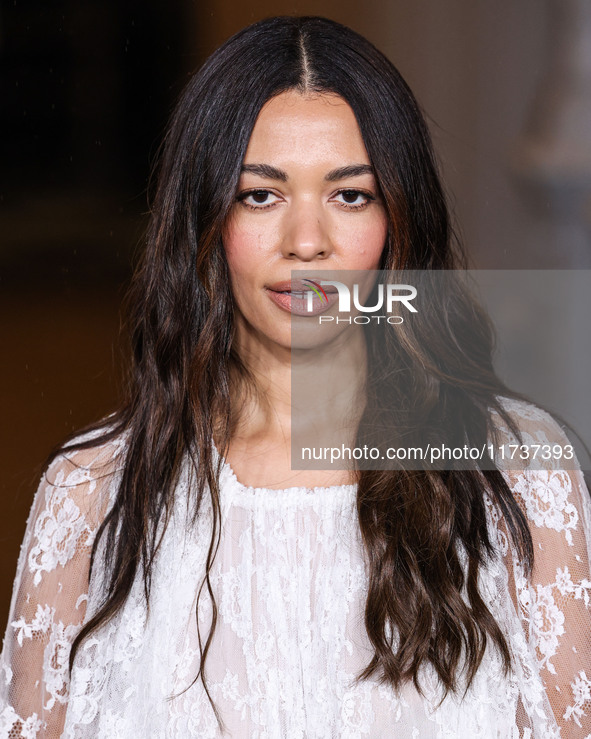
(1, 0), (193, 629)
(2, 0), (589, 631)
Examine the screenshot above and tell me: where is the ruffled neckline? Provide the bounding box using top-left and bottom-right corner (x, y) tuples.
(213, 444), (357, 503)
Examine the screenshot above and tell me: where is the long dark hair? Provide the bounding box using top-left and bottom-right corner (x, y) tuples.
(49, 15), (533, 721)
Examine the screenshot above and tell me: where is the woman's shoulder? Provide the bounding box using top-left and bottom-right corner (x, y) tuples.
(490, 396), (573, 458)
(40, 419), (129, 528)
(9, 420), (128, 597)
(48, 420), (127, 472)
(489, 397), (591, 545)
(493, 395), (561, 430)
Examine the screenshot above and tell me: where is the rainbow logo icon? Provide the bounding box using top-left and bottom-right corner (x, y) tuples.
(301, 279), (328, 303)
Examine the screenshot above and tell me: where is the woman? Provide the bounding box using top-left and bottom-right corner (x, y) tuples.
(1, 16), (590, 738)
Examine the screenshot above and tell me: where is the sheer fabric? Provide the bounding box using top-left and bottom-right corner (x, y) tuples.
(1, 400), (590, 738)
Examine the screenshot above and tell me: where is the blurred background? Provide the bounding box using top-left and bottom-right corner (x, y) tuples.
(2, 0), (591, 630)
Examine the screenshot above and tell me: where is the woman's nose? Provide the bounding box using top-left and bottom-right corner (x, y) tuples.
(280, 201), (333, 261)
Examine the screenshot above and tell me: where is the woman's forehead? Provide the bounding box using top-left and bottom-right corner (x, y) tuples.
(242, 90), (370, 170)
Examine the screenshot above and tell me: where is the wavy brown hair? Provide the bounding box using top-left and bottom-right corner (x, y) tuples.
(47, 15), (534, 726)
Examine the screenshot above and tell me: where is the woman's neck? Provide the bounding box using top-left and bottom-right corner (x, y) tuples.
(224, 324), (367, 489)
(231, 322), (367, 439)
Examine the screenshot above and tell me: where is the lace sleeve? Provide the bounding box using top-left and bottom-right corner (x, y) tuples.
(0, 435), (123, 739)
(497, 401), (591, 737)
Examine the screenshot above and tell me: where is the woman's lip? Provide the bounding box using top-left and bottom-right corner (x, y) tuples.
(266, 287), (339, 316)
(266, 279), (338, 293)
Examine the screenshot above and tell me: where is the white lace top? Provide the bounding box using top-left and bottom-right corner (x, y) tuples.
(1, 402), (591, 738)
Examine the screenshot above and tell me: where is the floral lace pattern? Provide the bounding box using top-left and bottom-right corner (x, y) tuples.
(512, 471), (580, 545)
(1, 402), (590, 738)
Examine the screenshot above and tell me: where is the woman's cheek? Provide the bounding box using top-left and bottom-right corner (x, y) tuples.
(224, 214), (277, 268)
(336, 213), (388, 269)
(224, 223), (259, 279)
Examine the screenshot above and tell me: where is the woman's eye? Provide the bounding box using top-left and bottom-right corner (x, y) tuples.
(238, 189), (280, 209)
(333, 189), (374, 209)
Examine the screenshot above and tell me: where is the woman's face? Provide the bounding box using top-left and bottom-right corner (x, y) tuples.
(223, 90), (388, 354)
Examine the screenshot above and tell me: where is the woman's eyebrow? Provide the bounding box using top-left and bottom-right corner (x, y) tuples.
(325, 164), (374, 181)
(240, 163), (374, 182)
(241, 163), (288, 181)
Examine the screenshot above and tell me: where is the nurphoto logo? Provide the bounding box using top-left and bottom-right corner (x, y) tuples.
(304, 280), (418, 324)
